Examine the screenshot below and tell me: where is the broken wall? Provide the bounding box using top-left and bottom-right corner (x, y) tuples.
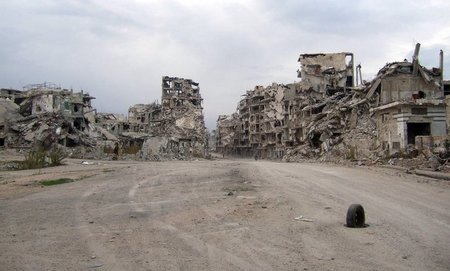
(298, 52), (354, 93)
(379, 70), (442, 104)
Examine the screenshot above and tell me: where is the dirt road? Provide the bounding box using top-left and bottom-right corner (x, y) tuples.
(1, 159), (449, 270)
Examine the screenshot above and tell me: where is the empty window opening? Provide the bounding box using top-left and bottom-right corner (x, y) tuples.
(0, 138), (5, 146)
(346, 76), (353, 87)
(73, 119), (82, 130)
(444, 83), (450, 96)
(407, 123), (430, 145)
(345, 54), (353, 67)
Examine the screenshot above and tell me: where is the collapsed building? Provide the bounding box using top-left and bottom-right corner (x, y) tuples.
(216, 52), (363, 159)
(215, 113), (240, 154)
(95, 76), (208, 159)
(369, 44), (446, 154)
(0, 77), (208, 160)
(160, 76), (207, 152)
(216, 44), (447, 161)
(0, 82), (96, 149)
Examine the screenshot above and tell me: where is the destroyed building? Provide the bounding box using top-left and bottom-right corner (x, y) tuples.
(94, 76), (208, 159)
(297, 52), (354, 94)
(159, 76), (207, 156)
(216, 45), (447, 161)
(0, 77), (208, 160)
(0, 82), (96, 149)
(98, 103), (163, 158)
(216, 52), (364, 159)
(369, 44), (446, 154)
(215, 114), (240, 155)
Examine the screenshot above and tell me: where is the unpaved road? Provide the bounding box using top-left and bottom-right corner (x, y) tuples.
(1, 159), (450, 270)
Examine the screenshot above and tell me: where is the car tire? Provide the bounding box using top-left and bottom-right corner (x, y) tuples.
(346, 204), (365, 228)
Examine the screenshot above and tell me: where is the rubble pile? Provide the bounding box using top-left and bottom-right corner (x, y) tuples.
(114, 76), (208, 160)
(8, 112), (96, 149)
(1, 83), (97, 151)
(284, 88), (378, 162)
(216, 44), (449, 166)
(0, 78), (208, 161)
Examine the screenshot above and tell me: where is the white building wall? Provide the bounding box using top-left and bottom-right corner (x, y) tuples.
(31, 94), (53, 114)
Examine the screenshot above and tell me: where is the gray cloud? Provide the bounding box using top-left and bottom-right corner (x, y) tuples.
(0, 0), (449, 129)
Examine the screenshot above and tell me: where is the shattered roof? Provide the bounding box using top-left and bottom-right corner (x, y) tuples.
(373, 60), (441, 86)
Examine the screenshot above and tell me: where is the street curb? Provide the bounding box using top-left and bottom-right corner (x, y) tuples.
(380, 165), (450, 181)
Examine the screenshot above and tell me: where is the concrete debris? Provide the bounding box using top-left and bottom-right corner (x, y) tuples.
(0, 78), (208, 161)
(294, 216), (314, 222)
(215, 44), (449, 165)
(1, 83), (96, 151)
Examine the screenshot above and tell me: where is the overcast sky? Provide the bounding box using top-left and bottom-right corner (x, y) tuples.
(1, 0), (449, 129)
